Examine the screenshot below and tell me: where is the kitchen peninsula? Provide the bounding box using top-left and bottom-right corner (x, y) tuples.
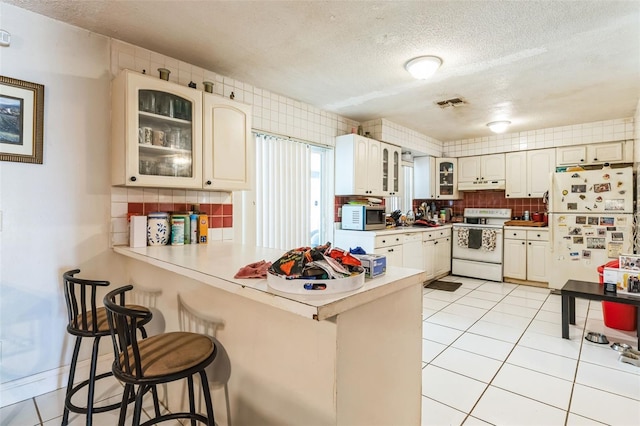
(114, 242), (426, 425)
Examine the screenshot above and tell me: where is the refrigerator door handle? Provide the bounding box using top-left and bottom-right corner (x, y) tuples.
(549, 213), (554, 253)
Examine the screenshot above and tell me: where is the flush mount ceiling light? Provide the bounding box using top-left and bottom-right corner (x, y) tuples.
(487, 121), (511, 133)
(405, 56), (442, 80)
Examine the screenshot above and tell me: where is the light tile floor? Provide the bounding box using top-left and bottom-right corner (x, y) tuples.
(2, 275), (639, 425)
(422, 276), (640, 426)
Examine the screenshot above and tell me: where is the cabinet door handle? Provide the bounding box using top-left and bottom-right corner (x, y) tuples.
(593, 158), (598, 162)
(382, 240), (386, 243)
(513, 233), (517, 236)
(506, 194), (510, 197)
(580, 159), (584, 162)
(434, 241), (438, 245)
(205, 180), (212, 185)
(522, 242), (525, 245)
(388, 248), (394, 252)
(537, 234), (540, 237)
(528, 242), (531, 245)
(130, 176), (137, 182)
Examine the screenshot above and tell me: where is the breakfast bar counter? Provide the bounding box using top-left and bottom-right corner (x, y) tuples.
(114, 242), (426, 425)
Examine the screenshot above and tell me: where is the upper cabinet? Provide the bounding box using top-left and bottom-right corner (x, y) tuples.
(111, 70), (251, 191)
(202, 93), (252, 190)
(435, 158), (460, 200)
(556, 141), (631, 166)
(112, 70), (203, 188)
(414, 156), (435, 199)
(505, 148), (555, 198)
(336, 134), (401, 197)
(381, 143), (401, 196)
(458, 154), (505, 182)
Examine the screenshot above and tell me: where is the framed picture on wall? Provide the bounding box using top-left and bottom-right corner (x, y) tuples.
(0, 75), (44, 164)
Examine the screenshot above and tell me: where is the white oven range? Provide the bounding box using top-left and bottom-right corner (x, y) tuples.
(452, 208), (512, 282)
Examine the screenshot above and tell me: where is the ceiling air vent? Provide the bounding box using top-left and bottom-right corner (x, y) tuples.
(435, 97), (467, 108)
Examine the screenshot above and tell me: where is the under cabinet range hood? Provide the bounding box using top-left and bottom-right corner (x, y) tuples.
(458, 180), (506, 191)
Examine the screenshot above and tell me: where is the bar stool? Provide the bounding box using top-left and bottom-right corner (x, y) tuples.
(61, 269), (151, 425)
(104, 285), (217, 426)
(177, 293), (232, 426)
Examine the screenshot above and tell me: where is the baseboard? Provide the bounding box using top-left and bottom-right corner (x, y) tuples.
(0, 354), (112, 408)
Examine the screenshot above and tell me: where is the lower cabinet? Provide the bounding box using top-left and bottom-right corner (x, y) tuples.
(503, 229), (549, 284)
(334, 227), (452, 275)
(423, 229), (452, 280)
(375, 234), (404, 268)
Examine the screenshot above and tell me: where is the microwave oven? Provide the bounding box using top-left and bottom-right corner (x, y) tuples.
(341, 204), (386, 231)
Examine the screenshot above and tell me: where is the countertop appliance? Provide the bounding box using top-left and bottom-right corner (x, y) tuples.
(452, 208), (512, 282)
(548, 166), (634, 290)
(341, 204), (386, 231)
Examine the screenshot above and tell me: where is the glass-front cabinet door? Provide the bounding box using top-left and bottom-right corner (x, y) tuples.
(434, 158), (459, 199)
(381, 143), (401, 196)
(112, 70), (202, 188)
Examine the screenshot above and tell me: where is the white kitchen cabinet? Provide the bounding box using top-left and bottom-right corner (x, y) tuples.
(503, 228), (549, 284)
(112, 69), (251, 191)
(556, 141), (630, 166)
(335, 134), (383, 196)
(506, 148), (555, 198)
(435, 158), (460, 200)
(112, 69), (203, 188)
(423, 228), (452, 280)
(382, 143), (401, 196)
(375, 234), (404, 268)
(458, 154), (505, 183)
(202, 92), (252, 190)
(402, 232), (424, 270)
(414, 156), (436, 199)
(503, 232), (527, 280)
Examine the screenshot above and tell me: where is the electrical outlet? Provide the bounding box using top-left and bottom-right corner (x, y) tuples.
(338, 207), (342, 218)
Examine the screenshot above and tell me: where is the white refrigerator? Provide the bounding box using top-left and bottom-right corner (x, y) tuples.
(548, 166), (634, 290)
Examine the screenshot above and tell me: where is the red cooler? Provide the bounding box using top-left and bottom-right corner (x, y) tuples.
(598, 260), (637, 331)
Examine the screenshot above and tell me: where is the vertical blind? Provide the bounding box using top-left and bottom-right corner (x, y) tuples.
(255, 134), (311, 250)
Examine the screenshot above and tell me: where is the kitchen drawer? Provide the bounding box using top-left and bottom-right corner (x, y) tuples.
(504, 229), (527, 240)
(403, 232), (423, 243)
(375, 234), (404, 248)
(527, 230), (549, 241)
(423, 228), (450, 241)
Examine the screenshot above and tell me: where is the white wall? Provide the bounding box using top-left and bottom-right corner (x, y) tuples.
(0, 3), (127, 405)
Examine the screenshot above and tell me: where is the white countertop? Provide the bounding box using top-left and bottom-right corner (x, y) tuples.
(503, 226), (549, 231)
(114, 242), (426, 321)
(339, 224), (452, 236)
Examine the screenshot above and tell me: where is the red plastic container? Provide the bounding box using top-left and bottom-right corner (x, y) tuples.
(602, 301), (637, 331)
(597, 259), (637, 331)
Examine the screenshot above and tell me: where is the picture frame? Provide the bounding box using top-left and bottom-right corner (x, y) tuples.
(0, 75), (44, 164)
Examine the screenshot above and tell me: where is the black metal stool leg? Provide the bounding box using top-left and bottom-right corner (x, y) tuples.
(132, 385), (146, 426)
(199, 370), (215, 426)
(84, 335), (102, 425)
(188, 375), (197, 426)
(118, 384), (133, 426)
(62, 337), (83, 425)
(151, 385), (161, 418)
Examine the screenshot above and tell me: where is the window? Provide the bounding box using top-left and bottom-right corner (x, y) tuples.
(253, 134), (333, 250)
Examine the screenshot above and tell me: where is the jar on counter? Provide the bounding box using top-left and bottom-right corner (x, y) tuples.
(147, 212), (169, 246)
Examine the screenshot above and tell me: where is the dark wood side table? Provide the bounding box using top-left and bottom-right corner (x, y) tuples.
(561, 280), (640, 348)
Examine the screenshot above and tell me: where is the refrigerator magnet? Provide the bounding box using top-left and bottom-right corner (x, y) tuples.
(571, 184), (586, 193)
(604, 199), (624, 211)
(597, 228), (606, 236)
(567, 203), (577, 210)
(573, 236), (584, 244)
(587, 217), (599, 225)
(582, 250), (591, 259)
(608, 243), (623, 258)
(600, 217), (614, 226)
(617, 217), (627, 226)
(569, 252), (580, 260)
(593, 183), (610, 193)
(611, 232), (624, 241)
(586, 237), (606, 249)
(575, 216), (587, 224)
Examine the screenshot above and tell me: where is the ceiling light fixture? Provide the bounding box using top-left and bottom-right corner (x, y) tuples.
(487, 121), (511, 133)
(405, 56), (442, 80)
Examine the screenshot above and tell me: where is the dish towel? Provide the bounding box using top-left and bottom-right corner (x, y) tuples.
(234, 260), (272, 278)
(468, 229), (483, 249)
(481, 229), (497, 251)
(457, 228), (469, 247)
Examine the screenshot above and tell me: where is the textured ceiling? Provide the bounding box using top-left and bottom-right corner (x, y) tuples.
(5, 0), (640, 142)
